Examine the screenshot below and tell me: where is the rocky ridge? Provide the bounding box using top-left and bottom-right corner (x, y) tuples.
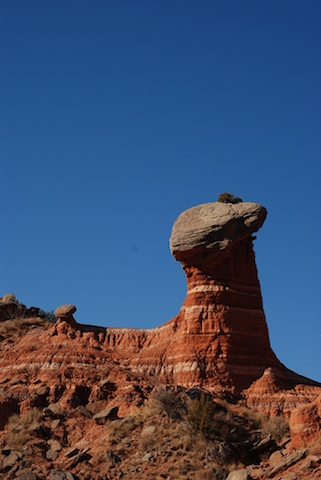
(0, 199), (320, 479)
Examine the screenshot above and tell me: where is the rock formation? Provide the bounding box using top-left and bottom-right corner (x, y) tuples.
(0, 294), (43, 322)
(289, 393), (321, 448)
(103, 201), (320, 398)
(55, 304), (77, 327)
(1, 200), (319, 403)
(0, 198), (321, 478)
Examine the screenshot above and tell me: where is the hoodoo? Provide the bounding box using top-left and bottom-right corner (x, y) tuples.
(166, 200), (275, 392)
(1, 197), (321, 477)
(106, 199), (320, 395)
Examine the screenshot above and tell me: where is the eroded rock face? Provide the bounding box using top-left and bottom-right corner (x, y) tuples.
(100, 200), (318, 397)
(0, 199), (320, 453)
(100, 200), (318, 398)
(244, 367), (321, 417)
(0, 294), (44, 322)
(289, 394), (321, 448)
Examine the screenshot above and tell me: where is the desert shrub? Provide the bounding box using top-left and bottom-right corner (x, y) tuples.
(6, 408), (43, 448)
(217, 193), (243, 204)
(187, 394), (228, 441)
(261, 414), (289, 443)
(0, 319), (18, 336)
(152, 388), (187, 420)
(205, 440), (237, 465)
(38, 310), (57, 323)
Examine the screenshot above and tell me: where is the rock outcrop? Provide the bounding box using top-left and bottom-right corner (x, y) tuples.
(289, 393), (321, 448)
(103, 201), (319, 398)
(55, 304), (77, 327)
(0, 198), (320, 469)
(169, 201), (266, 260)
(0, 294), (49, 323)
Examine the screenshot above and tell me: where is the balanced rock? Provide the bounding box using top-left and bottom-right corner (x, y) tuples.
(101, 200), (320, 397)
(0, 198), (320, 457)
(119, 200), (277, 392)
(55, 304), (77, 327)
(170, 201), (267, 263)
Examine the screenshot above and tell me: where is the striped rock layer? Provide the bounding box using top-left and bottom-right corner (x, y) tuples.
(103, 201), (319, 397)
(1, 200), (320, 450)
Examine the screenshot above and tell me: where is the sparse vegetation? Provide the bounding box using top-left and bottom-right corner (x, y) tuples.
(6, 408), (43, 448)
(152, 387), (187, 420)
(38, 309), (57, 323)
(102, 390), (278, 477)
(260, 413), (289, 443)
(0, 383), (299, 479)
(0, 317), (49, 337)
(0, 305), (306, 479)
(217, 192), (243, 204)
(186, 393), (242, 443)
(108, 412), (144, 444)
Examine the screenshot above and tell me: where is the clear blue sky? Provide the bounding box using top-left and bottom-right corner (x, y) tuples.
(1, 1), (320, 381)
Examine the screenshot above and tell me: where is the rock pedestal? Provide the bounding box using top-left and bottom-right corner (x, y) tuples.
(102, 201), (320, 397)
(126, 202), (281, 393)
(0, 199), (320, 452)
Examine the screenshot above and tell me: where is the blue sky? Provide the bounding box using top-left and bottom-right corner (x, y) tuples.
(1, 1), (320, 382)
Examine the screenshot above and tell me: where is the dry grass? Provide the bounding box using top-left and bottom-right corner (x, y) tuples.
(104, 391), (267, 478)
(105, 397), (231, 479)
(1, 391), (293, 479)
(195, 469), (228, 480)
(0, 317), (48, 337)
(6, 408), (44, 448)
(108, 412), (143, 444)
(152, 387), (187, 420)
(260, 414), (289, 443)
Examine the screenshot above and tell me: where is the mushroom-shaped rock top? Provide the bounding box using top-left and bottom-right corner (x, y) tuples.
(55, 304), (77, 327)
(55, 304), (77, 319)
(170, 201), (267, 259)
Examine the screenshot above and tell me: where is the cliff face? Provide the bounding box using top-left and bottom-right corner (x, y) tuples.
(45, 200), (318, 401)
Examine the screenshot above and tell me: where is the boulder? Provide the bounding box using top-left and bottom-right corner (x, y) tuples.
(170, 201), (267, 262)
(226, 469), (253, 480)
(54, 305), (77, 327)
(265, 449), (308, 478)
(93, 406), (119, 424)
